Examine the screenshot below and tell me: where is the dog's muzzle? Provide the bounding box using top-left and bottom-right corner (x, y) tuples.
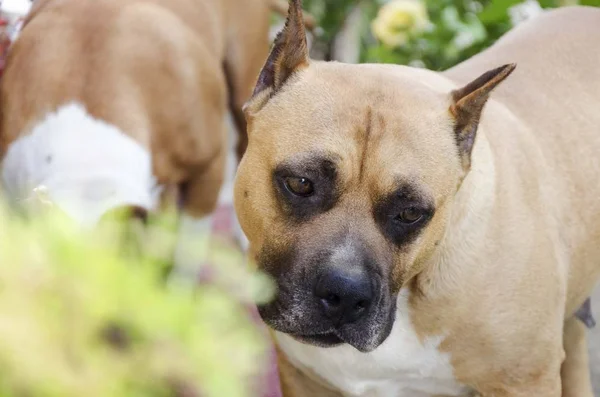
(257, 237), (396, 352)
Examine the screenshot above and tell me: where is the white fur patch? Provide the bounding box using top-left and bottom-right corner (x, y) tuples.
(275, 289), (467, 397)
(1, 103), (159, 227)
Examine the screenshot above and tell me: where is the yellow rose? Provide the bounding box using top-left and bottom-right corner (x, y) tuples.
(372, 0), (430, 48)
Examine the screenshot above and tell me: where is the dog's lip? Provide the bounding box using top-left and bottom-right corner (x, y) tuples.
(290, 332), (343, 346)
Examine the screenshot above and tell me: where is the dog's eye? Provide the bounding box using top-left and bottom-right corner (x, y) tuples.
(284, 176), (314, 197)
(395, 207), (424, 224)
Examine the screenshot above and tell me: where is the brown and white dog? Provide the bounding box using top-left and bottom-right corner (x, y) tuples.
(0, 0), (313, 268)
(234, 1), (600, 396)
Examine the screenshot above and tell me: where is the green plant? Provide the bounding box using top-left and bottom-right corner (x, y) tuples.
(366, 0), (502, 70)
(0, 201), (273, 397)
(300, 0), (600, 70)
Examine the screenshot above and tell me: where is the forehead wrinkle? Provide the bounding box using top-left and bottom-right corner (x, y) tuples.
(357, 106), (373, 184)
(357, 106), (390, 177)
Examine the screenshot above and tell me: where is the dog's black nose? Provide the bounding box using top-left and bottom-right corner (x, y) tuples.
(314, 268), (373, 326)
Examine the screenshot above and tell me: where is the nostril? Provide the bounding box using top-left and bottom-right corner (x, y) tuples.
(354, 300), (368, 312)
(323, 293), (341, 307)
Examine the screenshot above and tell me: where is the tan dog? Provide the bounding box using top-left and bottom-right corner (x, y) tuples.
(0, 0), (315, 229)
(234, 1), (600, 396)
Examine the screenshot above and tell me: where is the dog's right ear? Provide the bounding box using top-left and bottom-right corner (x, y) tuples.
(245, 0), (309, 113)
(449, 63), (516, 172)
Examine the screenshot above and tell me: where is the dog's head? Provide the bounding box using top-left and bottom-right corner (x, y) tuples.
(234, 0), (515, 352)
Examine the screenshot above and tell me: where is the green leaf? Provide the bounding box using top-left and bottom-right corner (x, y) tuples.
(537, 0), (559, 7)
(0, 199), (273, 397)
(477, 0), (522, 23)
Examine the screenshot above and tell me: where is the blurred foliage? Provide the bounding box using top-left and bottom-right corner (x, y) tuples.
(301, 0), (600, 70)
(0, 199), (274, 397)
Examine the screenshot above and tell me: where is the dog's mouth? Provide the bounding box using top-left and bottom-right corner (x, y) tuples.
(258, 287), (397, 352)
(290, 332), (343, 347)
(262, 303), (395, 352)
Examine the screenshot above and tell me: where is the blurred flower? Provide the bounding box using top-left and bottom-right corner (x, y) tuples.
(453, 13), (486, 50)
(467, 1), (484, 14)
(441, 6), (462, 31)
(508, 0), (544, 26)
(453, 31), (476, 50)
(409, 59), (426, 68)
(372, 0), (430, 48)
(442, 7), (486, 51)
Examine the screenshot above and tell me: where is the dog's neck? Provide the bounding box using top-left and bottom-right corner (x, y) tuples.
(451, 131), (497, 239)
(1, 103), (160, 227)
(420, 128), (498, 295)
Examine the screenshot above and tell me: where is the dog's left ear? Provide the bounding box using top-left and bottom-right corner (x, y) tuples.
(450, 63), (516, 171)
(246, 0), (309, 113)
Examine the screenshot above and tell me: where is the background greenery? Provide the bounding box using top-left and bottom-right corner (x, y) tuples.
(301, 0), (600, 70)
(0, 200), (273, 397)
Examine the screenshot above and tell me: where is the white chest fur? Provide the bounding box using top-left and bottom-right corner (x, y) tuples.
(275, 289), (467, 397)
(1, 103), (160, 227)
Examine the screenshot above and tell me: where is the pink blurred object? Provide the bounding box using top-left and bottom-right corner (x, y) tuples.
(211, 203), (236, 236)
(263, 346), (283, 397)
(210, 202), (282, 397)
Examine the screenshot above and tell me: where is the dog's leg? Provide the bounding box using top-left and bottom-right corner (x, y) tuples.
(223, 61), (249, 164)
(561, 316), (594, 397)
(223, 1), (271, 163)
(171, 149), (227, 283)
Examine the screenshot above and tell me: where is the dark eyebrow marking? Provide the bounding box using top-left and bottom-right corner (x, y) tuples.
(390, 182), (431, 204)
(275, 153), (337, 177)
